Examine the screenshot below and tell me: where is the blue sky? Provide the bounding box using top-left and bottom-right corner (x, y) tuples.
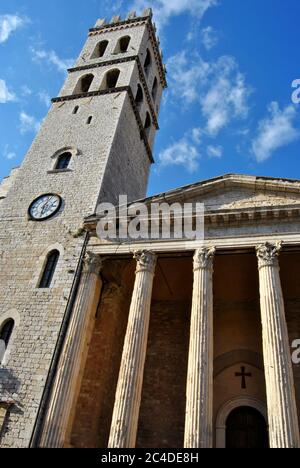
(1, 0), (300, 196)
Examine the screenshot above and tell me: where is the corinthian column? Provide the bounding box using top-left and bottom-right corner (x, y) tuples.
(108, 251), (157, 448)
(39, 252), (103, 448)
(256, 242), (300, 448)
(184, 247), (215, 449)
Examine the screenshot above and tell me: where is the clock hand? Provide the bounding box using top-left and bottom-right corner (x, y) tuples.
(37, 202), (46, 216)
(41, 200), (50, 215)
(41, 198), (57, 216)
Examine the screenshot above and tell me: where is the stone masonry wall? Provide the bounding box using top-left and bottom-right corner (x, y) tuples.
(69, 283), (131, 448)
(136, 300), (190, 449)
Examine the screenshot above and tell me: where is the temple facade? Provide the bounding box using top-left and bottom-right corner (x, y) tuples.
(0, 9), (299, 449)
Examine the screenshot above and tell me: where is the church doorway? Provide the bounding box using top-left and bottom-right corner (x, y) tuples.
(226, 406), (269, 449)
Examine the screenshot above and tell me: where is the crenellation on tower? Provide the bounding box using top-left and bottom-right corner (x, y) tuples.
(88, 10), (166, 88)
(93, 8), (152, 30)
(111, 15), (121, 24)
(94, 18), (106, 28)
(127, 11), (137, 20)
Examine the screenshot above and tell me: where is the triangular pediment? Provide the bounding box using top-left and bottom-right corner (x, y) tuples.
(145, 174), (300, 212)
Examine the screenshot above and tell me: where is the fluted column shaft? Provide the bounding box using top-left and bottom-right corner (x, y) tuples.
(39, 252), (103, 448)
(108, 251), (157, 448)
(184, 247), (215, 448)
(256, 242), (300, 448)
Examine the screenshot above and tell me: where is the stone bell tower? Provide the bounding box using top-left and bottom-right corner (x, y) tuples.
(0, 9), (166, 448)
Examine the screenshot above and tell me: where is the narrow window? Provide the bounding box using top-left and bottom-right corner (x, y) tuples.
(92, 40), (109, 58)
(118, 36), (130, 53)
(144, 49), (152, 75)
(87, 116), (93, 125)
(75, 74), (94, 94)
(152, 77), (158, 101)
(135, 84), (143, 107)
(144, 112), (151, 136)
(0, 320), (14, 349)
(39, 250), (60, 289)
(73, 106), (79, 115)
(55, 152), (72, 170)
(102, 69), (120, 90)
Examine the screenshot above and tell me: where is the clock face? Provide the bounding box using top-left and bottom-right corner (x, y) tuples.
(29, 194), (62, 221)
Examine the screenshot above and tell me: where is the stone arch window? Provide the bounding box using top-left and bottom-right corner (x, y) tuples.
(51, 147), (80, 172)
(144, 49), (152, 76)
(115, 36), (131, 54)
(135, 84), (144, 108)
(144, 112), (151, 136)
(0, 310), (20, 366)
(91, 40), (109, 59)
(55, 152), (72, 170)
(39, 250), (60, 289)
(73, 106), (79, 115)
(87, 116), (93, 125)
(74, 74), (94, 94)
(0, 319), (15, 364)
(152, 77), (158, 101)
(101, 69), (120, 90)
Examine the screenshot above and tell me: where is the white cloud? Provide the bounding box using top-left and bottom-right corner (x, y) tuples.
(158, 131), (200, 172)
(201, 26), (218, 50)
(192, 127), (201, 144)
(38, 90), (51, 107)
(202, 71), (250, 135)
(0, 14), (26, 44)
(252, 102), (300, 162)
(130, 0), (218, 29)
(31, 47), (74, 73)
(166, 51), (210, 104)
(0, 79), (16, 103)
(21, 85), (32, 97)
(207, 145), (223, 158)
(3, 145), (16, 160)
(167, 52), (251, 136)
(19, 111), (40, 135)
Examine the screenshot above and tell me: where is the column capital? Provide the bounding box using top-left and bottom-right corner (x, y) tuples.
(256, 241), (282, 269)
(83, 251), (103, 275)
(193, 247), (216, 271)
(134, 250), (157, 274)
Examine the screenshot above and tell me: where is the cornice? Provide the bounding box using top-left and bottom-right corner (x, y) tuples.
(89, 16), (148, 33)
(205, 204), (300, 227)
(68, 55), (159, 129)
(51, 86), (154, 163)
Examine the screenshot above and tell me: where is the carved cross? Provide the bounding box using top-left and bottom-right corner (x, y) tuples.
(235, 366), (252, 389)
